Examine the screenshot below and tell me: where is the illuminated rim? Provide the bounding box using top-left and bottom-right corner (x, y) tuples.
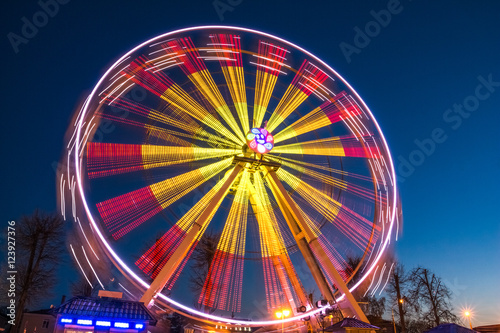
(73, 25), (398, 326)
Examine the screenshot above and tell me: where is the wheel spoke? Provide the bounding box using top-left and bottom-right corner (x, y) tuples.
(199, 170), (250, 312)
(276, 168), (377, 250)
(272, 134), (381, 158)
(87, 142), (240, 178)
(265, 167), (369, 321)
(266, 60), (329, 133)
(163, 37), (246, 143)
(274, 158), (377, 202)
(204, 34), (250, 133)
(250, 172), (310, 313)
(103, 95), (238, 147)
(252, 41), (289, 128)
(96, 158), (233, 239)
(108, 57), (243, 145)
(267, 155), (376, 183)
(138, 164), (244, 305)
(273, 91), (362, 144)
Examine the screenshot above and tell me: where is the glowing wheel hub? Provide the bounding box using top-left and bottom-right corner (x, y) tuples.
(246, 127), (274, 154)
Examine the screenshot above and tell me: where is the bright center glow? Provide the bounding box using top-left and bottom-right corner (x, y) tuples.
(465, 311), (470, 317)
(246, 128), (274, 154)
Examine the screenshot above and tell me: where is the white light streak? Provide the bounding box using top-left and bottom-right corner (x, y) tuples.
(77, 217), (99, 260)
(249, 62), (288, 75)
(70, 244), (92, 287)
(251, 54), (291, 68)
(81, 246), (105, 290)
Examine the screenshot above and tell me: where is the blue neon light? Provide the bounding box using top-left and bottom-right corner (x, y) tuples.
(114, 322), (130, 328)
(60, 318), (72, 324)
(76, 319), (93, 325)
(135, 323), (145, 330)
(96, 320), (112, 327)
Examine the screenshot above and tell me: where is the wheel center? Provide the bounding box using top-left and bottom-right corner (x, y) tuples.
(245, 127), (274, 154)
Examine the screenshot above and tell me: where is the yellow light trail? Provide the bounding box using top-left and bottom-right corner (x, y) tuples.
(221, 65), (249, 133)
(271, 136), (346, 156)
(276, 168), (372, 249)
(148, 106), (235, 146)
(252, 41), (289, 128)
(273, 91), (359, 144)
(161, 83), (243, 145)
(251, 172), (287, 257)
(188, 69), (245, 142)
(87, 143), (240, 178)
(266, 86), (308, 133)
(200, 169), (250, 312)
(254, 70), (278, 128)
(217, 170), (250, 256)
(178, 172), (233, 236)
(210, 34), (250, 133)
(150, 157), (233, 210)
(266, 60), (328, 133)
(273, 104), (331, 143)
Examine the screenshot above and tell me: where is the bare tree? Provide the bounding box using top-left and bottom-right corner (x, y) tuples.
(11, 210), (65, 333)
(189, 230), (220, 313)
(343, 256), (386, 321)
(386, 264), (410, 332)
(408, 267), (458, 327)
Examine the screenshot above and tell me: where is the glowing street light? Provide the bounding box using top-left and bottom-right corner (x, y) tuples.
(464, 311), (473, 329)
(275, 309), (291, 333)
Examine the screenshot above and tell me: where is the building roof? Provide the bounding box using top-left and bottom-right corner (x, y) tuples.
(325, 318), (380, 331)
(54, 296), (157, 325)
(474, 324), (500, 333)
(424, 323), (478, 333)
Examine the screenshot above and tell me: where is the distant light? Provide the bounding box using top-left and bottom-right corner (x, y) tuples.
(96, 321), (111, 327)
(114, 322), (130, 328)
(60, 318), (72, 324)
(275, 311), (282, 319)
(282, 309), (290, 317)
(465, 311), (470, 317)
(76, 319), (93, 325)
(135, 323), (145, 330)
(399, 299), (404, 304)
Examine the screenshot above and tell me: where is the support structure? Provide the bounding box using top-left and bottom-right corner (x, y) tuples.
(264, 166), (368, 322)
(139, 164), (244, 306)
(139, 157), (368, 324)
(247, 181), (310, 314)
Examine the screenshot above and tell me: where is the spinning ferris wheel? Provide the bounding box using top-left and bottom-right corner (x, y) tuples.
(65, 26), (399, 326)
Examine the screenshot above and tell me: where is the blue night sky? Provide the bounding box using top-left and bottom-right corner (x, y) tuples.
(2, 0), (499, 326)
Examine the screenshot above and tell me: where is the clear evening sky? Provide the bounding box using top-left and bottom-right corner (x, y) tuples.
(1, 0), (499, 326)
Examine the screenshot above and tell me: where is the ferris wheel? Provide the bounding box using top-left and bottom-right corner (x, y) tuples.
(66, 26), (399, 326)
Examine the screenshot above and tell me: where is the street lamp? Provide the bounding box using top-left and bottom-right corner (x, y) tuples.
(275, 309), (291, 333)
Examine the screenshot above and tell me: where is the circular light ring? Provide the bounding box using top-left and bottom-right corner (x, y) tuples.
(72, 25), (399, 326)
